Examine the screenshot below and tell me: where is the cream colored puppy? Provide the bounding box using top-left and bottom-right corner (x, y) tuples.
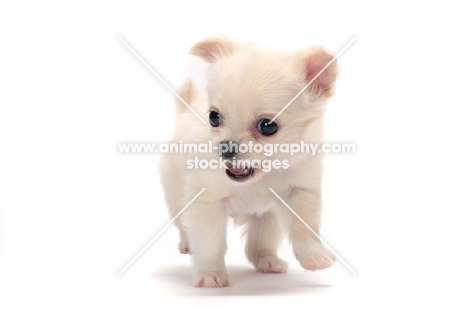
(160, 36), (338, 287)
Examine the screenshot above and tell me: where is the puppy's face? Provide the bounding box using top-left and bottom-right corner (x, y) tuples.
(190, 36), (338, 183)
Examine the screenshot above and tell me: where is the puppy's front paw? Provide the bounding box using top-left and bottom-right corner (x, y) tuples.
(257, 255), (288, 273)
(297, 245), (336, 271)
(193, 271), (231, 288)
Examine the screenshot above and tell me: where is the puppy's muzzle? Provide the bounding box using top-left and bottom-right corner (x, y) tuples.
(219, 140), (239, 159)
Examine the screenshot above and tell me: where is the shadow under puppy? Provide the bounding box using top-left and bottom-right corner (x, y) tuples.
(160, 35), (339, 287)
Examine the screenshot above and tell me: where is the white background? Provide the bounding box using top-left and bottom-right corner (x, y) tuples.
(1, 1), (468, 310)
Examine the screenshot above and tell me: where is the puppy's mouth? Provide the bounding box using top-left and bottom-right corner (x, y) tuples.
(225, 163), (254, 182)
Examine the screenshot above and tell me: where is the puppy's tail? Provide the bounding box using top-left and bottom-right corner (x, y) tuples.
(176, 79), (198, 114)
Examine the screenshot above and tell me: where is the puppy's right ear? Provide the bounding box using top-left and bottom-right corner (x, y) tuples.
(189, 36), (235, 63)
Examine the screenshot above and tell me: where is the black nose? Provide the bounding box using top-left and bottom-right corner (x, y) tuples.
(219, 140), (239, 159)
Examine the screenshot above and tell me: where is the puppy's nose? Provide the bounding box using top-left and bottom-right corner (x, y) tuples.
(219, 140), (239, 159)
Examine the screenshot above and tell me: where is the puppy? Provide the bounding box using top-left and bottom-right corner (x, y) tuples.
(160, 36), (338, 287)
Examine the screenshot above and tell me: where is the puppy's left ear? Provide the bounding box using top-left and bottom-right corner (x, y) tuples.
(189, 35), (235, 63)
(303, 47), (339, 98)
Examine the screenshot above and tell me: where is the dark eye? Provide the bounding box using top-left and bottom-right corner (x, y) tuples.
(209, 111), (221, 127)
(257, 118), (278, 136)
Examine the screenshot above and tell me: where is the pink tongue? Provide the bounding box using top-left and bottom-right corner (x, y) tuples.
(229, 167), (247, 175)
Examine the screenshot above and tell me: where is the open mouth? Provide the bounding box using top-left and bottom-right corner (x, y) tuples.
(225, 163), (254, 182)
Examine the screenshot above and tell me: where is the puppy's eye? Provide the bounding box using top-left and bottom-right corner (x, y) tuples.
(257, 119), (278, 136)
(209, 111), (221, 127)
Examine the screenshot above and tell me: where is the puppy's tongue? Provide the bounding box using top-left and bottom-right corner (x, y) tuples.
(227, 163), (249, 176)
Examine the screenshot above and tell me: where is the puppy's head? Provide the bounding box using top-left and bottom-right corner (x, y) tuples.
(190, 36), (338, 183)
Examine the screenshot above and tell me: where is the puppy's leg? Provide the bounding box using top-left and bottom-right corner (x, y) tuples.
(160, 155), (190, 254)
(289, 188), (336, 271)
(176, 219), (190, 254)
(167, 195), (191, 254)
(245, 211), (288, 273)
(184, 201), (230, 287)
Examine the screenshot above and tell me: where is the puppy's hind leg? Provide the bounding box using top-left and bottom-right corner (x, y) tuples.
(245, 211), (288, 273)
(166, 189), (191, 254)
(160, 154), (191, 254)
(158, 79), (198, 255)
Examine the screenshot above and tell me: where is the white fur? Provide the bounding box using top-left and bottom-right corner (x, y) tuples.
(160, 36), (338, 287)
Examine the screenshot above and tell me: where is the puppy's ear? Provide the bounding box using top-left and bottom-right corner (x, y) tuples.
(189, 36), (235, 63)
(304, 47), (339, 98)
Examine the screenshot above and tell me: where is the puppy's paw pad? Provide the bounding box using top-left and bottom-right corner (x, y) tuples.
(299, 247), (336, 271)
(193, 272), (231, 288)
(178, 240), (191, 254)
(257, 256), (288, 273)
